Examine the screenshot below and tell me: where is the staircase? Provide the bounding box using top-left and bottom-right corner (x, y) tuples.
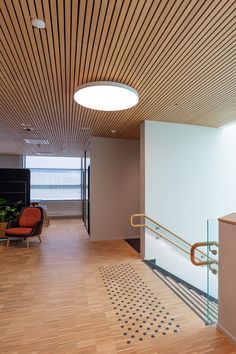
(145, 260), (218, 325)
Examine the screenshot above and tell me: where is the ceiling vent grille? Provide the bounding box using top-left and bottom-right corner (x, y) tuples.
(36, 152), (54, 156)
(24, 139), (49, 145)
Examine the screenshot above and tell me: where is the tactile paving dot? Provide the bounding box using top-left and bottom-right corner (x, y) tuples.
(99, 263), (180, 344)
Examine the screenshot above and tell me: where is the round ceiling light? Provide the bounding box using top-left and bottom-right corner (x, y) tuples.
(74, 81), (139, 111)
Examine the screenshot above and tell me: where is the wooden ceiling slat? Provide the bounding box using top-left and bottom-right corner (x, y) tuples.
(79, 0), (97, 86)
(30, 0), (59, 136)
(119, 72), (236, 135)
(128, 0), (232, 96)
(91, 0), (119, 80)
(57, 0), (66, 129)
(35, 0), (62, 137)
(41, 0), (63, 135)
(8, 1), (54, 128)
(47, 0), (64, 136)
(0, 107), (22, 137)
(0, 86), (26, 128)
(116, 0), (186, 82)
(0, 4), (47, 124)
(134, 39), (235, 123)
(107, 0), (165, 81)
(196, 103), (236, 126)
(86, 0), (109, 81)
(0, 52), (34, 119)
(102, 0), (137, 79)
(83, 0), (101, 83)
(0, 34), (45, 130)
(163, 89), (236, 126)
(127, 10), (235, 121)
(122, 1), (203, 84)
(95, 0), (129, 79)
(0, 0), (235, 155)
(69, 0), (79, 136)
(137, 2), (235, 98)
(120, 74), (236, 137)
(65, 0), (72, 133)
(68, 0), (79, 137)
(125, 0), (221, 87)
(71, 0), (87, 139)
(12, 0), (55, 135)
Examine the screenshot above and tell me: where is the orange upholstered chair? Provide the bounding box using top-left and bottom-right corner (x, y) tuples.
(5, 207), (44, 247)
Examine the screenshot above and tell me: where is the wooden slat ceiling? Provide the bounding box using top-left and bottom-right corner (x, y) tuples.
(0, 0), (236, 156)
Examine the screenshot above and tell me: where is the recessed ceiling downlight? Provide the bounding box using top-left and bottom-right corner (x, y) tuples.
(74, 81), (139, 111)
(31, 18), (46, 29)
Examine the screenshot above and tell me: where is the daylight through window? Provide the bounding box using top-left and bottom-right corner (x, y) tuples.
(25, 156), (82, 200)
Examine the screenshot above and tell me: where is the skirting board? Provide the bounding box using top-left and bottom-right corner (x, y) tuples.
(217, 323), (236, 345)
(90, 235), (140, 241)
(124, 235), (140, 240)
(49, 215), (82, 219)
(48, 212), (82, 217)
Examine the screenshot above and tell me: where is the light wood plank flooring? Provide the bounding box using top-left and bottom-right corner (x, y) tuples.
(0, 219), (235, 354)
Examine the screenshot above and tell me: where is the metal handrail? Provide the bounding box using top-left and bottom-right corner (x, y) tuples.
(130, 213), (218, 265)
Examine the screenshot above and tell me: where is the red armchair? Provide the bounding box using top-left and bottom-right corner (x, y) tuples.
(5, 207), (44, 247)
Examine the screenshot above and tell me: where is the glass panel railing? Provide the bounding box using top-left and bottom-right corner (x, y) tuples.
(144, 218), (208, 292)
(206, 218), (219, 324)
(140, 215), (218, 324)
(130, 213), (219, 324)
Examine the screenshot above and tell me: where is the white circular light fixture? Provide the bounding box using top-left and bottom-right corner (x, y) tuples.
(31, 18), (46, 29)
(74, 81), (139, 111)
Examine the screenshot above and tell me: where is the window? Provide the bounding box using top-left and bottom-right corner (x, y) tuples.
(25, 156), (82, 200)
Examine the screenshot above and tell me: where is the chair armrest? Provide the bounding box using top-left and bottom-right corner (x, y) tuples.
(31, 220), (44, 236)
(7, 219), (19, 228)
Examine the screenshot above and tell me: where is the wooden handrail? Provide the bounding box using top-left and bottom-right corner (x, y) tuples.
(190, 242), (219, 266)
(131, 213), (192, 246)
(130, 213), (219, 266)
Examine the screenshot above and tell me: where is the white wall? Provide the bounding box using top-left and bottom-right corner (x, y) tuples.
(0, 154), (23, 168)
(90, 137), (140, 241)
(142, 121), (236, 249)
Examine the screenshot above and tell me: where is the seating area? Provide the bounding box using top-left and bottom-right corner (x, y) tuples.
(5, 207), (44, 247)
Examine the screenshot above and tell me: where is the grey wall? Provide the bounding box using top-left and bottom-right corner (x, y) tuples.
(90, 137), (140, 241)
(0, 154), (23, 168)
(42, 200), (82, 218)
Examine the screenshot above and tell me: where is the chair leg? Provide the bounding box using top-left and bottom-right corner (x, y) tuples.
(26, 238), (29, 248)
(6, 238), (9, 247)
(38, 236), (42, 243)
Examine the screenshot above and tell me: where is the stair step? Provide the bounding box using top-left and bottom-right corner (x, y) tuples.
(172, 281), (218, 319)
(153, 269), (217, 324)
(189, 289), (218, 310)
(165, 275), (217, 322)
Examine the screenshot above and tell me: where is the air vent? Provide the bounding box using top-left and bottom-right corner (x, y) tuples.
(24, 139), (49, 145)
(36, 152), (54, 156)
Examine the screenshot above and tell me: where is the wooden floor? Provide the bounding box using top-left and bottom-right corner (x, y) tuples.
(0, 219), (235, 354)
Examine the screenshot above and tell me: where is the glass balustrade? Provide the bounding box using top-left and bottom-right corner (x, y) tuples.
(206, 218), (219, 324)
(139, 215), (219, 324)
